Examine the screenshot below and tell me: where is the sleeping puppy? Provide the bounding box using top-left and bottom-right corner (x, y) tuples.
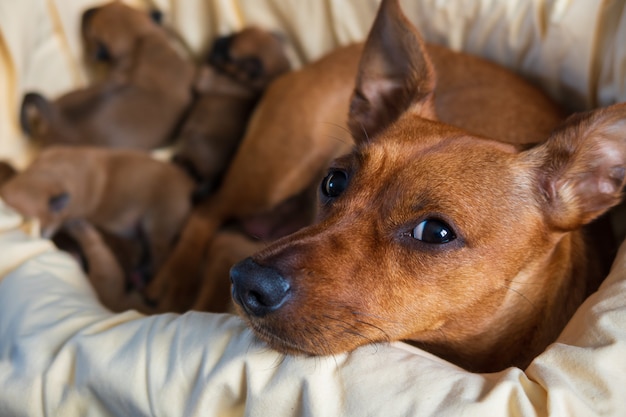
(173, 27), (292, 194)
(0, 146), (195, 281)
(81, 1), (164, 81)
(20, 1), (195, 150)
(172, 66), (258, 193)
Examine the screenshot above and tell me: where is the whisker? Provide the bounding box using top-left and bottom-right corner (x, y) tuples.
(502, 284), (537, 310)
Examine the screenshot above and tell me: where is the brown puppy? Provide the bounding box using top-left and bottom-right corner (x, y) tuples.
(0, 146), (195, 284)
(173, 27), (292, 194)
(226, 0), (626, 372)
(21, 2), (195, 150)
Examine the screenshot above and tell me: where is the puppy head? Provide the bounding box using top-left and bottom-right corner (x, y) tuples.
(0, 149), (75, 238)
(208, 26), (291, 91)
(230, 0), (626, 368)
(81, 1), (160, 65)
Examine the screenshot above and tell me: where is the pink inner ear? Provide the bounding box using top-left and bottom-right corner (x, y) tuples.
(347, 0), (436, 144)
(534, 102), (626, 230)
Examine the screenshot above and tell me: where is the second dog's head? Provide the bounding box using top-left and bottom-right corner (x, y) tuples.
(0, 147), (78, 238)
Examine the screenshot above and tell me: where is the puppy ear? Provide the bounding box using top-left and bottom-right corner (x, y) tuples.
(348, 0), (436, 144)
(527, 103), (626, 231)
(20, 93), (53, 138)
(49, 193), (70, 213)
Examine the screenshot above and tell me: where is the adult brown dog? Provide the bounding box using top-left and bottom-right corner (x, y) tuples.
(0, 146), (195, 284)
(21, 2), (195, 150)
(224, 0), (626, 372)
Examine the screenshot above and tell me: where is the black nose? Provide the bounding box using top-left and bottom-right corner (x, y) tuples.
(230, 257), (291, 317)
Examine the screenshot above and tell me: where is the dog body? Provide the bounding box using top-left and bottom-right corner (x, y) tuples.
(0, 146), (194, 281)
(224, 0), (626, 372)
(21, 2), (195, 150)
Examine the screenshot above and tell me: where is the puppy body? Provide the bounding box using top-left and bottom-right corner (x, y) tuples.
(22, 2), (195, 150)
(226, 0), (626, 372)
(0, 146), (194, 281)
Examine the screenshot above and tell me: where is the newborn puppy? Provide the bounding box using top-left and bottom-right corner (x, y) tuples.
(0, 146), (195, 280)
(21, 2), (195, 150)
(173, 66), (258, 192)
(173, 26), (292, 195)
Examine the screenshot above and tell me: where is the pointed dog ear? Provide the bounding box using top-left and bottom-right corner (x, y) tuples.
(348, 0), (436, 144)
(526, 103), (626, 231)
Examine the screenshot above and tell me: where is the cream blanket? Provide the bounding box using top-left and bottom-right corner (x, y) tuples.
(0, 0), (625, 416)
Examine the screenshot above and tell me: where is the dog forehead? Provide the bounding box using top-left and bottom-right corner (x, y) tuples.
(351, 130), (535, 227)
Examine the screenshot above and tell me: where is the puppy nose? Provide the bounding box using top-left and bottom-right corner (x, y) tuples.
(230, 257), (291, 317)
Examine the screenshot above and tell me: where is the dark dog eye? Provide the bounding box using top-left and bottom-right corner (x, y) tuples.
(411, 219), (456, 244)
(49, 193), (70, 213)
(321, 169), (348, 198)
(95, 42), (110, 61)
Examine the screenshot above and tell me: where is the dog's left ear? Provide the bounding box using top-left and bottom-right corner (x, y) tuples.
(348, 0), (436, 143)
(527, 103), (626, 230)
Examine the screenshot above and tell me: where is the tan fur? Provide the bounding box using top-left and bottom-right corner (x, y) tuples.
(222, 0), (625, 372)
(173, 27), (291, 190)
(0, 146), (195, 286)
(63, 219), (153, 313)
(21, 1), (195, 150)
(209, 26), (292, 92)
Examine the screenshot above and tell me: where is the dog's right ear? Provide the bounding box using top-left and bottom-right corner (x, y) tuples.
(348, 0), (436, 144)
(527, 102), (626, 231)
(20, 93), (53, 139)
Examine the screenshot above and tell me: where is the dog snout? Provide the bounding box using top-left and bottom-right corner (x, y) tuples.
(230, 257), (291, 317)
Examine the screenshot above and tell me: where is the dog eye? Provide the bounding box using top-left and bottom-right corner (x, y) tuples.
(411, 219), (456, 244)
(95, 42), (110, 61)
(321, 169), (348, 198)
(48, 193), (70, 213)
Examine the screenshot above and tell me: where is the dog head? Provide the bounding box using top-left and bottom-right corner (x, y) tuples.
(230, 0), (626, 370)
(0, 148), (77, 238)
(209, 26), (291, 91)
(81, 1), (162, 68)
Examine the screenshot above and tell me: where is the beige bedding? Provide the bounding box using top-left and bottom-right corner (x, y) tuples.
(0, 0), (626, 416)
